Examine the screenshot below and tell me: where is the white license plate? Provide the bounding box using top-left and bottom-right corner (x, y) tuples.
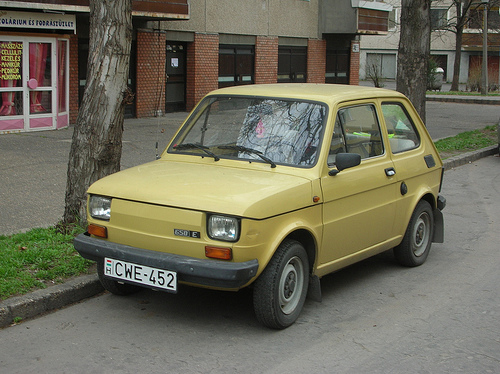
(104, 258), (177, 292)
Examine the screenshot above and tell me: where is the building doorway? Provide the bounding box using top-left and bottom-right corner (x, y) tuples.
(165, 42), (186, 112)
(0, 36), (69, 133)
(326, 49), (350, 84)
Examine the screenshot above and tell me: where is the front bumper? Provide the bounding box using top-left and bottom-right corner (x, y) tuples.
(74, 233), (259, 289)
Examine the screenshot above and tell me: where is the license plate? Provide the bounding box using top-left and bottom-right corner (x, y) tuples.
(104, 258), (177, 292)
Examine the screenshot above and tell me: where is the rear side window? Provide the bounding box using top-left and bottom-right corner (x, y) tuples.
(381, 103), (420, 153)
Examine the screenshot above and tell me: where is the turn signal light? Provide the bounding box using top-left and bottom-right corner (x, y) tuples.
(88, 224), (108, 238)
(205, 246), (232, 260)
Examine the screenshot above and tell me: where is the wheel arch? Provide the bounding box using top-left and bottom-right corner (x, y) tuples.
(420, 192), (437, 210)
(286, 229), (317, 274)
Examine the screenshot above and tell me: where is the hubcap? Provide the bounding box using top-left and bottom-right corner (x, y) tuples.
(413, 212), (430, 257)
(279, 256), (304, 315)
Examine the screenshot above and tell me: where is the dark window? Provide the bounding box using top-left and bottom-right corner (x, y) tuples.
(278, 47), (307, 83)
(218, 45), (254, 88)
(431, 9), (448, 30)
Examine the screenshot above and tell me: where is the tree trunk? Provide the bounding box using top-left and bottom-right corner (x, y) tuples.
(451, 0), (468, 92)
(450, 23), (464, 92)
(63, 0), (132, 226)
(396, 0), (431, 122)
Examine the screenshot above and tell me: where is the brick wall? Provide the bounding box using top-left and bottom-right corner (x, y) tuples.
(349, 41), (360, 86)
(69, 34), (79, 124)
(255, 36), (278, 84)
(186, 33), (219, 111)
(136, 30), (167, 117)
(307, 39), (326, 84)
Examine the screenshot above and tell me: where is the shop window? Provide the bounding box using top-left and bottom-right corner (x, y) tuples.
(0, 41), (23, 116)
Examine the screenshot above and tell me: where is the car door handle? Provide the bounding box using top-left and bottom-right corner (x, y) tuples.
(385, 167), (396, 176)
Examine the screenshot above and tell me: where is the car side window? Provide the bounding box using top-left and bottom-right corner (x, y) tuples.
(329, 104), (384, 165)
(381, 103), (420, 153)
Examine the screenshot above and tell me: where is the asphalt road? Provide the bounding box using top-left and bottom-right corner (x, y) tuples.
(0, 155), (498, 373)
(0, 101), (499, 235)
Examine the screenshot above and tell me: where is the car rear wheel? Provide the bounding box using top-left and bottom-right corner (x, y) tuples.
(97, 259), (141, 296)
(253, 239), (309, 329)
(394, 200), (434, 267)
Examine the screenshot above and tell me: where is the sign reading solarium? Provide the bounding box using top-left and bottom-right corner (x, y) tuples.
(0, 11), (76, 33)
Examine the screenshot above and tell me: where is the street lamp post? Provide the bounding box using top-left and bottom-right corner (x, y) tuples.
(481, 0), (489, 95)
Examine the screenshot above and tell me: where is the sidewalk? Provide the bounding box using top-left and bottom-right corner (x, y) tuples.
(1, 95), (499, 329)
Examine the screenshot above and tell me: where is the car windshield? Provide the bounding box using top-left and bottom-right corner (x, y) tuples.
(168, 96), (327, 167)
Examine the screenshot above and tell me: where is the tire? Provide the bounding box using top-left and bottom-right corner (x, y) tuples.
(97, 259), (142, 296)
(394, 200), (434, 267)
(253, 239), (309, 329)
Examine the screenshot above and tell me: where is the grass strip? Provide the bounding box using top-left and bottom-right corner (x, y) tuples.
(434, 125), (497, 159)
(0, 225), (94, 300)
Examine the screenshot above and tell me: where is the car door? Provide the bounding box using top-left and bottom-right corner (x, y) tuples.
(318, 102), (400, 271)
(380, 100), (442, 235)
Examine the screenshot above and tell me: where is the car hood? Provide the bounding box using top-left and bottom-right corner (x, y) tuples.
(87, 160), (315, 219)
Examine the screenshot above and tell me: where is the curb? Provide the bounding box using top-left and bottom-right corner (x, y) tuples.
(443, 145), (499, 171)
(427, 96), (500, 106)
(0, 146), (498, 329)
(0, 274), (104, 329)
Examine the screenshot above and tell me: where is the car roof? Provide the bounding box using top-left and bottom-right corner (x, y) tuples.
(207, 84), (407, 105)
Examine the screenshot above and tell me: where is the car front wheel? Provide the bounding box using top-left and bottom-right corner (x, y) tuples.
(253, 239), (309, 329)
(394, 200), (434, 267)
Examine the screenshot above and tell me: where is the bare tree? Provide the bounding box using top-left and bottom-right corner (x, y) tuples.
(397, 0), (431, 122)
(449, 0), (475, 91)
(430, 0), (500, 91)
(63, 0), (133, 225)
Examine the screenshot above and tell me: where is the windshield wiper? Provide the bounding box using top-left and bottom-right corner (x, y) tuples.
(218, 145), (276, 168)
(174, 143), (220, 161)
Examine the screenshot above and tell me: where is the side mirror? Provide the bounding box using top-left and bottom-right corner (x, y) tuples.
(329, 153), (361, 176)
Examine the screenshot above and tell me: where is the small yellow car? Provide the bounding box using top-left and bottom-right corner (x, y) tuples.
(74, 84), (446, 329)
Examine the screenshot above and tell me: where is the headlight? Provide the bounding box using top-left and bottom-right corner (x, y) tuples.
(208, 215), (240, 242)
(89, 195), (111, 220)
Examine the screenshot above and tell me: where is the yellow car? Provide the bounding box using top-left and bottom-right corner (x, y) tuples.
(74, 84), (446, 329)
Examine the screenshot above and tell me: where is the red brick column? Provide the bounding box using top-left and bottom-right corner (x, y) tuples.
(255, 36), (278, 84)
(307, 39), (326, 84)
(69, 34), (79, 124)
(349, 40), (360, 86)
(136, 30), (166, 118)
(186, 33), (219, 111)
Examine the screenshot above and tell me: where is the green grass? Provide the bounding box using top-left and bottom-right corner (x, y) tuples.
(434, 125), (498, 158)
(0, 225), (94, 300)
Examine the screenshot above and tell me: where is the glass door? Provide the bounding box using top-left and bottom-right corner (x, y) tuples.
(27, 40), (56, 130)
(0, 37), (58, 133)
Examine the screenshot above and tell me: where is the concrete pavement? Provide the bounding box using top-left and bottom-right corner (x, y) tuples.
(0, 96), (499, 328)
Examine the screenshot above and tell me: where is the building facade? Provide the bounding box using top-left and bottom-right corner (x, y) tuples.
(360, 0), (500, 88)
(0, 0), (392, 134)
